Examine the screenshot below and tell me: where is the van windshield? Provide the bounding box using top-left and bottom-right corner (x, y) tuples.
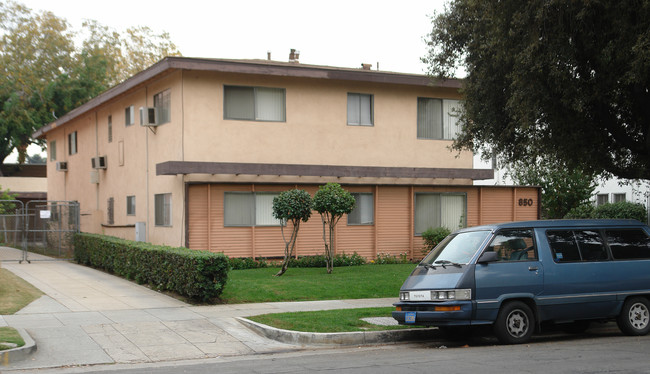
(422, 230), (491, 265)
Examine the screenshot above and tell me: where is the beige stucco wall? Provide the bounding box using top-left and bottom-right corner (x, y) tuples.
(45, 68), (476, 247)
(0, 177), (47, 194)
(181, 71), (471, 168)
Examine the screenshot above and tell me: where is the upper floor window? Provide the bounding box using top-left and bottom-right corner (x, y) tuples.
(125, 106), (134, 126)
(108, 115), (113, 142)
(154, 90), (171, 125)
(68, 131), (77, 155)
(224, 85), (286, 122)
(49, 140), (56, 161)
(348, 193), (374, 225)
(414, 193), (466, 234)
(347, 93), (373, 126)
(417, 98), (462, 140)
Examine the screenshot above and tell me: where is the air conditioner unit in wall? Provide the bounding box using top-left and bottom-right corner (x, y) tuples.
(91, 156), (107, 169)
(139, 107), (158, 126)
(56, 161), (68, 171)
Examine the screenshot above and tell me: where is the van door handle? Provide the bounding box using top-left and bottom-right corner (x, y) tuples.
(528, 266), (538, 271)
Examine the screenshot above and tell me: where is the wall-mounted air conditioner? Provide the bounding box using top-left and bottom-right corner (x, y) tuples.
(91, 156), (107, 169)
(56, 161), (68, 171)
(139, 107), (158, 126)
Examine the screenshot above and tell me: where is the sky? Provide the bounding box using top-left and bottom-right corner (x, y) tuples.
(18, 0), (449, 75)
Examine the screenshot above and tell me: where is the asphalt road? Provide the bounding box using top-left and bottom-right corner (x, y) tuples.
(15, 324), (650, 374)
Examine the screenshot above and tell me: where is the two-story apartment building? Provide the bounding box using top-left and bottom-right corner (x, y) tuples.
(33, 55), (539, 259)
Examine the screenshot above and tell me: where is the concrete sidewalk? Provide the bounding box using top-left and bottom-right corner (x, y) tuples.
(0, 247), (399, 371)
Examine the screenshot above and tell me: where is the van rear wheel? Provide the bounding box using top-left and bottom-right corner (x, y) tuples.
(617, 297), (650, 336)
(494, 301), (535, 344)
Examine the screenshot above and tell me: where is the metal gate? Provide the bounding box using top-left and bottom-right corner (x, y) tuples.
(0, 200), (80, 263)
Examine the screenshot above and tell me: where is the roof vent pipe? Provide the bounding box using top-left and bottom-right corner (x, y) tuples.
(289, 48), (300, 63)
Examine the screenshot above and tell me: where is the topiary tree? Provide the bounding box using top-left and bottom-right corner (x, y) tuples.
(272, 189), (312, 276)
(312, 183), (355, 274)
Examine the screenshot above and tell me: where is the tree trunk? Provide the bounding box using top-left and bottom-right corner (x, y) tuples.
(275, 220), (299, 276)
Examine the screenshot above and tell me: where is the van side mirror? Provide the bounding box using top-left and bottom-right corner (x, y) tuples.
(477, 251), (498, 264)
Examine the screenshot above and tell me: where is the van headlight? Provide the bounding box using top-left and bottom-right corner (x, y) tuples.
(400, 289), (471, 301)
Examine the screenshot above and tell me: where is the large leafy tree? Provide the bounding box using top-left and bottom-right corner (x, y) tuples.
(0, 1), (181, 171)
(424, 0), (650, 180)
(0, 1), (75, 167)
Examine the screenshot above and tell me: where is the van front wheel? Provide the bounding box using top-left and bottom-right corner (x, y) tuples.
(617, 297), (650, 336)
(494, 301), (535, 344)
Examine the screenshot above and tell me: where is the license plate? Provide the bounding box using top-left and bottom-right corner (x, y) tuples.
(405, 311), (416, 324)
(409, 291), (431, 301)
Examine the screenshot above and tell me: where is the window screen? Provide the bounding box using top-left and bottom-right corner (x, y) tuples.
(348, 193), (374, 225)
(414, 193), (466, 234)
(154, 193), (172, 226)
(154, 90), (171, 124)
(224, 86), (285, 122)
(224, 192), (281, 226)
(347, 93), (373, 126)
(417, 98), (462, 140)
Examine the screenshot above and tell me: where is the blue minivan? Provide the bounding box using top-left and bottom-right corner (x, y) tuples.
(392, 219), (650, 344)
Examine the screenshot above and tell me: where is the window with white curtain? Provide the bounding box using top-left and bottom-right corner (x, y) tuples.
(414, 193), (466, 234)
(417, 98), (462, 140)
(348, 193), (374, 225)
(224, 192), (282, 226)
(224, 86), (286, 122)
(347, 93), (373, 126)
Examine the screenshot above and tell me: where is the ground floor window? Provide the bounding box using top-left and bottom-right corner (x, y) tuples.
(224, 192), (282, 226)
(154, 193), (172, 226)
(348, 193), (374, 225)
(414, 193), (466, 234)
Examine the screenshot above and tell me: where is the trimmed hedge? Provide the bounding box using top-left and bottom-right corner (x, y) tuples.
(74, 233), (229, 301)
(565, 201), (647, 222)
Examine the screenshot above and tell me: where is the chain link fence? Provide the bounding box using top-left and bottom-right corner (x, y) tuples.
(0, 200), (80, 263)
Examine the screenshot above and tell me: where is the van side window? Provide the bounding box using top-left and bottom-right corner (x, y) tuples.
(606, 229), (650, 260)
(547, 230), (607, 262)
(486, 229), (536, 261)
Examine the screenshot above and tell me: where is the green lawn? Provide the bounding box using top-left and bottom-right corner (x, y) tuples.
(220, 264), (415, 304)
(0, 268), (43, 315)
(0, 327), (24, 350)
(248, 307), (414, 333)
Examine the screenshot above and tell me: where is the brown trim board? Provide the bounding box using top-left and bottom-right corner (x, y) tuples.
(157, 161), (493, 180)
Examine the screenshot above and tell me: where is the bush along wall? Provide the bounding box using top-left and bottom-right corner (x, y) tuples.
(74, 233), (229, 301)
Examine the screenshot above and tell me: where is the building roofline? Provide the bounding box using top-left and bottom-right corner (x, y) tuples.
(32, 56), (463, 139)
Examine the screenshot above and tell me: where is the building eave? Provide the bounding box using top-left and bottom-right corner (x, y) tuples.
(156, 161), (493, 181)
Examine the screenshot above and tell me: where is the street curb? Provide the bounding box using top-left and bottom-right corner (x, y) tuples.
(1, 328), (37, 366)
(236, 317), (439, 346)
